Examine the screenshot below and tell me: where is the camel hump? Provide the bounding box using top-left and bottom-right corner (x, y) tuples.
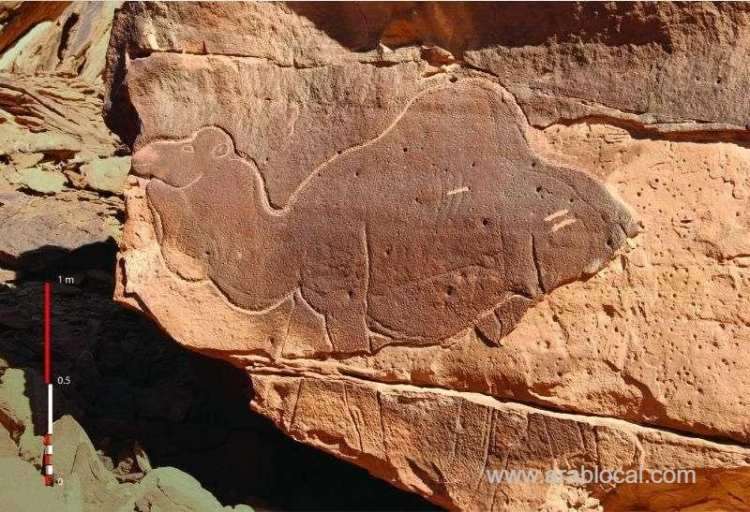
(355, 78), (637, 344)
(385, 79), (531, 157)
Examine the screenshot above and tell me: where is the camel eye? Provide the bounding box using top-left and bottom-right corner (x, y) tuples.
(212, 143), (230, 158)
(182, 144), (194, 153)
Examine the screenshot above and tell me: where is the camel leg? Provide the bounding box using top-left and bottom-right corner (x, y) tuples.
(300, 224), (371, 354)
(147, 180), (211, 280)
(475, 295), (533, 347)
(299, 283), (369, 354)
(324, 301), (370, 353)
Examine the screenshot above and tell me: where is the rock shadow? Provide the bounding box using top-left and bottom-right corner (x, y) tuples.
(0, 245), (437, 510)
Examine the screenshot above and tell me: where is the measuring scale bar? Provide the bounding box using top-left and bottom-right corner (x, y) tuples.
(42, 283), (54, 487)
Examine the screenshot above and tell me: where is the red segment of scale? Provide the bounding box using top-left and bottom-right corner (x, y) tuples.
(44, 282), (51, 385)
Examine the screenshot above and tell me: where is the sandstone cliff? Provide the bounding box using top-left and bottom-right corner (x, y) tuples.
(104, 3), (750, 511)
(2, 3), (430, 511)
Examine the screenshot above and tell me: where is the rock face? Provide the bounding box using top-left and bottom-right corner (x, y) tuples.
(0, 2), (125, 276)
(1, 3), (293, 512)
(131, 83), (637, 353)
(0, 2), (119, 82)
(107, 3), (750, 510)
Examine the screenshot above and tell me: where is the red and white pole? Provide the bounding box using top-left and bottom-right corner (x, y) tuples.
(42, 282), (54, 487)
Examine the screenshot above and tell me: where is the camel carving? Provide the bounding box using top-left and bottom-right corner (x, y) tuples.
(132, 80), (638, 354)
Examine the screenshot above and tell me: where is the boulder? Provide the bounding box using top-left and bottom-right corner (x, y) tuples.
(0, 72), (118, 160)
(80, 156), (130, 194)
(0, 413), (250, 512)
(0, 367), (35, 447)
(0, 1), (121, 83)
(0, 457), (75, 512)
(129, 467), (227, 512)
(13, 167), (66, 194)
(0, 191), (117, 271)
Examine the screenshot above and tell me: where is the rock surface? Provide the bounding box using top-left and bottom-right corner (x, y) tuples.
(106, 2), (750, 510)
(0, 2), (120, 83)
(0, 5), (441, 510)
(0, 1), (126, 277)
(130, 83), (638, 354)
(80, 156), (130, 194)
(0, 2), (231, 509)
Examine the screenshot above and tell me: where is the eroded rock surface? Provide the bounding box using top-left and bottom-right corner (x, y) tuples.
(0, 3), (125, 277)
(107, 2), (750, 510)
(0, 3), (354, 512)
(0, 2), (120, 83)
(131, 81), (637, 354)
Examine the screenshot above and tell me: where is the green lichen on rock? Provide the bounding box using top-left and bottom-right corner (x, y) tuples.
(14, 167), (66, 194)
(80, 156), (130, 194)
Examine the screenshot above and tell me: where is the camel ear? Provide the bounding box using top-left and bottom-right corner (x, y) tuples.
(212, 142), (231, 159)
(193, 126), (233, 156)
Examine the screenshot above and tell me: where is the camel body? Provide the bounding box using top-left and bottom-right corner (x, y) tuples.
(133, 80), (637, 353)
